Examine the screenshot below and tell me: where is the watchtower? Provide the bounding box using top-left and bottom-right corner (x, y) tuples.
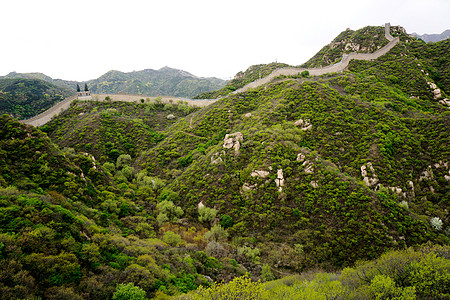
(77, 83), (92, 100)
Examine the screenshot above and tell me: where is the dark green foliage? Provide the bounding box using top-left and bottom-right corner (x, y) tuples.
(44, 100), (194, 163)
(0, 78), (74, 119)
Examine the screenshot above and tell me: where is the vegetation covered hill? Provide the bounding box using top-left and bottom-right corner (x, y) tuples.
(1, 25), (449, 299)
(194, 63), (289, 99)
(300, 25), (405, 68)
(86, 67), (226, 98)
(1, 71), (78, 91)
(0, 78), (75, 119)
(2, 67), (227, 100)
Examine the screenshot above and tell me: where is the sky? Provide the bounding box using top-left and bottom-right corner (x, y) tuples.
(1, 0), (449, 81)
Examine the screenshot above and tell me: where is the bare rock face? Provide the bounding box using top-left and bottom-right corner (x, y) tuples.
(242, 183), (256, 192)
(223, 132), (244, 153)
(310, 180), (319, 188)
(294, 119), (312, 131)
(427, 82), (442, 99)
(361, 162), (379, 187)
(408, 180), (415, 198)
(251, 170), (270, 178)
(211, 151), (225, 164)
(419, 166), (434, 181)
(296, 153), (306, 162)
(439, 98), (450, 107)
(303, 161), (314, 174)
(275, 169), (284, 192)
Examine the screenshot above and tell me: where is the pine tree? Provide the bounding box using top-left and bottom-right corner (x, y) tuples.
(84, 83), (89, 91)
(76, 84), (81, 92)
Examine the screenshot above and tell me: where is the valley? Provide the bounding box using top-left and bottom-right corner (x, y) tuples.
(0, 23), (449, 299)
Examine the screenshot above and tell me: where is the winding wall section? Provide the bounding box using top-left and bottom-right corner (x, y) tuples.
(21, 24), (398, 126)
(232, 23), (399, 94)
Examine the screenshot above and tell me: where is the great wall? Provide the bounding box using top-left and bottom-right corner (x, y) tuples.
(232, 23), (399, 94)
(21, 24), (399, 127)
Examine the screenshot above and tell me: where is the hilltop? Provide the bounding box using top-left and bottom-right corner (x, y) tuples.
(2, 67), (227, 100)
(0, 78), (74, 119)
(411, 29), (450, 43)
(0, 24), (449, 299)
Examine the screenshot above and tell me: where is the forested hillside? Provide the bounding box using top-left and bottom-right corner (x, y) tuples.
(85, 67), (226, 98)
(1, 25), (449, 299)
(0, 78), (74, 119)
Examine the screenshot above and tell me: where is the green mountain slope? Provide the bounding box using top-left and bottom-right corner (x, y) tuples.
(1, 24), (449, 299)
(2, 71), (78, 91)
(0, 78), (75, 119)
(194, 63), (290, 99)
(86, 67), (226, 98)
(301, 25), (407, 68)
(2, 67), (227, 99)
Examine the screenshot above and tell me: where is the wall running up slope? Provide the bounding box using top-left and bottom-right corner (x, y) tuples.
(232, 23), (399, 94)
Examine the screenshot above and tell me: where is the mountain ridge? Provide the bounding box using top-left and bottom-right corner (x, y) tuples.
(1, 66), (227, 99)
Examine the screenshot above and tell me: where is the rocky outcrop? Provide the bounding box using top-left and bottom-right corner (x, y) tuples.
(361, 162), (379, 187)
(419, 166), (434, 181)
(296, 153), (306, 162)
(211, 151), (225, 164)
(223, 132), (243, 154)
(439, 98), (450, 107)
(275, 169), (284, 192)
(427, 82), (442, 99)
(251, 170), (270, 178)
(294, 119), (312, 131)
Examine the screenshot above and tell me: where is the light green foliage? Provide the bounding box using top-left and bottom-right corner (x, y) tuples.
(157, 200), (184, 225)
(198, 206), (217, 223)
(398, 200), (409, 210)
(369, 275), (400, 299)
(430, 217), (443, 230)
(136, 170), (165, 190)
(190, 274), (268, 300)
(103, 162), (115, 174)
(260, 264), (275, 282)
(163, 231), (182, 246)
(116, 154), (132, 170)
(119, 165), (135, 180)
(112, 282), (147, 300)
(238, 246), (261, 263)
(204, 224), (228, 242)
(407, 253), (449, 298)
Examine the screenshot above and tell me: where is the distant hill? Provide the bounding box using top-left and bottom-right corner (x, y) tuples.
(86, 66), (227, 98)
(2, 67), (228, 99)
(411, 29), (450, 43)
(0, 78), (75, 119)
(2, 71), (77, 91)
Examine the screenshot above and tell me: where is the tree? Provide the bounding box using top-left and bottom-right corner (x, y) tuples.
(198, 206), (217, 223)
(76, 84), (81, 92)
(84, 83), (89, 91)
(204, 224), (228, 242)
(112, 282), (146, 300)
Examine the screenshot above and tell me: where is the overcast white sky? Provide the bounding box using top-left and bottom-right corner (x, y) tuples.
(1, 0), (449, 81)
